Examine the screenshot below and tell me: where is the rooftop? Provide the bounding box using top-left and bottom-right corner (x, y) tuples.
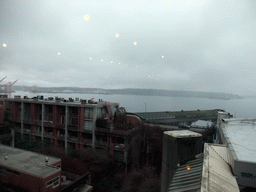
(5, 96), (119, 107)
(190, 120), (214, 127)
(168, 144), (240, 192)
(132, 109), (221, 120)
(164, 130), (202, 138)
(201, 143), (239, 192)
(0, 145), (61, 178)
(221, 118), (256, 162)
(168, 153), (203, 192)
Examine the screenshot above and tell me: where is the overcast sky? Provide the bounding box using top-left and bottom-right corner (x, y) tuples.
(1, 0), (256, 95)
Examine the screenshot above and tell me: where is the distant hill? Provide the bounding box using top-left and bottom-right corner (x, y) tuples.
(12, 86), (243, 100)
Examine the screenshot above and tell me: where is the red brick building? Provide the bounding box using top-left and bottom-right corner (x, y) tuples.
(0, 144), (62, 192)
(0, 95), (12, 146)
(4, 96), (134, 165)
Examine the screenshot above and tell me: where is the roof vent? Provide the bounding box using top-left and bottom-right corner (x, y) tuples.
(4, 156), (8, 160)
(45, 157), (49, 165)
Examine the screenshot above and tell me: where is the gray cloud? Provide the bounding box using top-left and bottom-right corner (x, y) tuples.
(1, 0), (256, 95)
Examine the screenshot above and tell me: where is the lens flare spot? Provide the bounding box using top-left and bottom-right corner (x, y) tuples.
(2, 43), (7, 47)
(162, 55), (164, 58)
(136, 66), (138, 68)
(115, 33), (120, 38)
(111, 61), (113, 63)
(133, 41), (137, 45)
(119, 63), (121, 65)
(90, 57), (92, 60)
(83, 14), (90, 21)
(58, 52), (61, 55)
(101, 60), (103, 62)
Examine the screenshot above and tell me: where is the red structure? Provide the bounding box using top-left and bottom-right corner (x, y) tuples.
(4, 96), (135, 167)
(0, 144), (62, 192)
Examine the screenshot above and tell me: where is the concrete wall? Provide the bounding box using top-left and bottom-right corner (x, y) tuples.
(0, 166), (61, 192)
(161, 132), (177, 192)
(234, 160), (256, 188)
(161, 131), (202, 192)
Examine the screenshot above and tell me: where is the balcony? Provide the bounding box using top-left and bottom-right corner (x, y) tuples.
(56, 124), (65, 129)
(95, 140), (108, 147)
(111, 143), (126, 151)
(0, 134), (12, 141)
(80, 138), (92, 145)
(24, 129), (31, 133)
(10, 118), (21, 123)
(23, 118), (31, 124)
(68, 124), (78, 131)
(96, 128), (134, 136)
(57, 135), (65, 141)
(44, 132), (54, 138)
(68, 136), (78, 142)
(31, 131), (42, 137)
(43, 121), (54, 127)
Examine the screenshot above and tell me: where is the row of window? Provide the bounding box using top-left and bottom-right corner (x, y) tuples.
(146, 116), (175, 120)
(0, 167), (20, 176)
(46, 176), (60, 188)
(146, 114), (215, 120)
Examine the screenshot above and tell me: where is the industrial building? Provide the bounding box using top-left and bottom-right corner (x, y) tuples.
(216, 112), (256, 190)
(3, 95), (134, 165)
(128, 109), (225, 126)
(160, 130), (240, 192)
(161, 130), (202, 192)
(0, 144), (62, 192)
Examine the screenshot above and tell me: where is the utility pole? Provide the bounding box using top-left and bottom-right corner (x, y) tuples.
(143, 102), (147, 112)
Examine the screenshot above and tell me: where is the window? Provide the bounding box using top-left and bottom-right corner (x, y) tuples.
(85, 108), (93, 119)
(84, 121), (93, 131)
(6, 169), (20, 176)
(0, 167), (7, 175)
(97, 108), (104, 118)
(46, 176), (60, 188)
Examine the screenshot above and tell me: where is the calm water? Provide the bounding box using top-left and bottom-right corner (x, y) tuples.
(12, 91), (256, 118)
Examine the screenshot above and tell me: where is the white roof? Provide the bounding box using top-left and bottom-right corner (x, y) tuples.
(221, 119), (256, 162)
(201, 144), (239, 192)
(164, 130), (202, 138)
(191, 120), (213, 127)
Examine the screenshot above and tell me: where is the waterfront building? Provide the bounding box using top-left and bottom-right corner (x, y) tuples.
(128, 109), (228, 126)
(160, 130), (240, 192)
(3, 96), (134, 166)
(216, 112), (256, 190)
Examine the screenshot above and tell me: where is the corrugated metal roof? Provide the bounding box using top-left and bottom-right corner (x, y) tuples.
(201, 144), (239, 192)
(168, 154), (203, 192)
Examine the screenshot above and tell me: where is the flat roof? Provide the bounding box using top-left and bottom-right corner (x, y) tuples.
(221, 119), (256, 162)
(164, 130), (202, 138)
(5, 98), (119, 107)
(133, 109), (221, 119)
(0, 145), (61, 178)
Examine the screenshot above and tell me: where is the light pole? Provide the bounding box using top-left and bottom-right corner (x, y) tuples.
(143, 102), (147, 112)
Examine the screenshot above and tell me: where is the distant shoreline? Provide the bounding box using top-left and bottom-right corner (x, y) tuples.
(11, 86), (243, 100)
